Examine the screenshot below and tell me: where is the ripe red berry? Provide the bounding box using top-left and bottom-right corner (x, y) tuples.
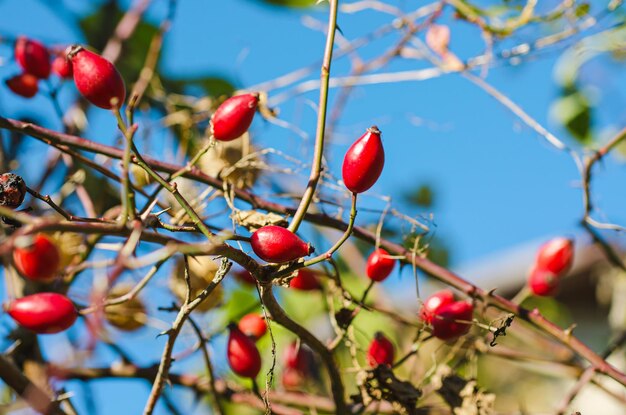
(51, 56), (73, 79)
(431, 300), (473, 341)
(366, 248), (395, 282)
(234, 269), (257, 286)
(227, 324), (262, 378)
(0, 173), (26, 209)
(238, 313), (268, 341)
(419, 290), (455, 324)
(14, 37), (51, 79)
(13, 234), (61, 281)
(211, 93), (259, 141)
(68, 45), (126, 110)
(282, 367), (304, 390)
(535, 237), (574, 276)
(284, 341), (314, 373)
(5, 73), (38, 98)
(250, 225), (313, 263)
(289, 269), (321, 291)
(6, 293), (77, 334)
(367, 332), (395, 367)
(342, 126), (385, 194)
(528, 267), (560, 297)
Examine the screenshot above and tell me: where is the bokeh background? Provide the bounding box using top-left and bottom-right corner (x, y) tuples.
(1, 0), (625, 413)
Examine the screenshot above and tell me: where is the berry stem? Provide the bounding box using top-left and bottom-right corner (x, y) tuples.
(114, 108), (137, 225)
(287, 0), (339, 234)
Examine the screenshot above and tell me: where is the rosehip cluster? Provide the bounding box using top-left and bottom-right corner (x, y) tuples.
(419, 290), (474, 340)
(5, 37), (126, 110)
(528, 237), (574, 296)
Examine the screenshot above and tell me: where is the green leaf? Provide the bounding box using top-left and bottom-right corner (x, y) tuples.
(250, 0), (318, 8)
(404, 184), (434, 208)
(550, 84), (593, 145)
(161, 75), (237, 99)
(575, 2), (591, 18)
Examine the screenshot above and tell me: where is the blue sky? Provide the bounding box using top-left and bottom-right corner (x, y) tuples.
(1, 0), (625, 413)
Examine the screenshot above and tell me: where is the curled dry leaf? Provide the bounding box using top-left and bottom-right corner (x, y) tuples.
(426, 24), (451, 57)
(232, 209), (288, 232)
(199, 132), (260, 189)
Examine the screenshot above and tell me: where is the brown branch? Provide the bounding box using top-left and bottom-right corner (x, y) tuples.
(142, 259), (231, 415)
(259, 283), (347, 413)
(0, 355), (66, 415)
(2, 116), (626, 387)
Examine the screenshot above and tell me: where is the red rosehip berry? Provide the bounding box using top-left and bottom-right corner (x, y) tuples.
(419, 290), (455, 325)
(233, 269), (257, 286)
(68, 45), (126, 110)
(0, 173), (27, 209)
(282, 367), (304, 390)
(6, 293), (77, 334)
(431, 300), (473, 341)
(227, 324), (262, 378)
(250, 225), (313, 263)
(51, 55), (73, 79)
(211, 93), (259, 141)
(535, 237), (574, 277)
(366, 248), (395, 282)
(342, 126), (385, 194)
(238, 313), (268, 341)
(284, 341), (315, 373)
(528, 267), (560, 297)
(367, 332), (395, 367)
(5, 73), (38, 98)
(14, 37), (51, 79)
(289, 269), (321, 291)
(13, 234), (61, 281)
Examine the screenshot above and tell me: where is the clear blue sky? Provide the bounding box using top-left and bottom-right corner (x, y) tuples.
(1, 0), (625, 413)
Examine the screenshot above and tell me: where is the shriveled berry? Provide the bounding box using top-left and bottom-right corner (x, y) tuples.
(238, 313), (268, 341)
(342, 126), (385, 194)
(289, 269), (321, 291)
(6, 293), (77, 334)
(5, 73), (38, 98)
(528, 267), (560, 297)
(250, 225), (313, 263)
(13, 234), (61, 282)
(366, 248), (395, 282)
(419, 290), (455, 325)
(68, 45), (125, 110)
(535, 237), (574, 277)
(367, 332), (395, 367)
(15, 37), (50, 79)
(227, 324), (262, 378)
(431, 300), (473, 340)
(211, 93), (259, 141)
(51, 55), (73, 79)
(0, 173), (26, 208)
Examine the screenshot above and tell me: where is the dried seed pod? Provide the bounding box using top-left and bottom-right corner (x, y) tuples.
(170, 257), (224, 312)
(104, 284), (147, 332)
